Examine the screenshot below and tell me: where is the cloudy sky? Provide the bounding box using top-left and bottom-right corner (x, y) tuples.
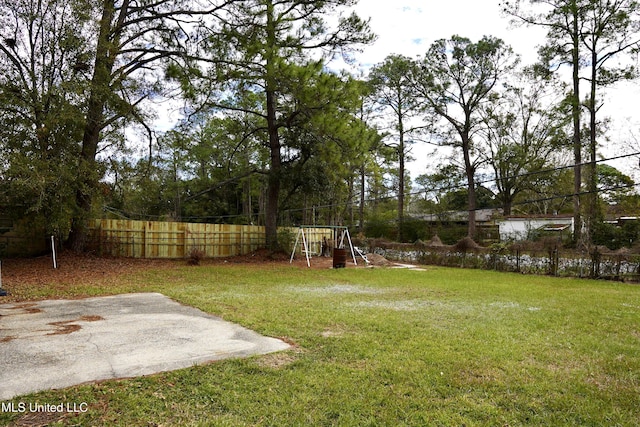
(344, 0), (541, 178)
(350, 0), (543, 68)
(347, 0), (640, 178)
(150, 1), (640, 178)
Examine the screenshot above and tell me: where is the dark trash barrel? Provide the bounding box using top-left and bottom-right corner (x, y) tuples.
(333, 248), (347, 268)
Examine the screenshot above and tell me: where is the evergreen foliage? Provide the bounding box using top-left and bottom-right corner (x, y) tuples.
(1, 0), (640, 251)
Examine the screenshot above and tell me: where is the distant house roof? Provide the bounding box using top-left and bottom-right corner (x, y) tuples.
(497, 215), (574, 241)
(417, 208), (502, 223)
(502, 214), (574, 220)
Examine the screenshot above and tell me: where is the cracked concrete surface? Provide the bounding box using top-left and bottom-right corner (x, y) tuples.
(0, 293), (290, 400)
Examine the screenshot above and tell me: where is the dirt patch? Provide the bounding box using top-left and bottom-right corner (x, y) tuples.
(2, 252), (179, 286)
(47, 315), (105, 335)
(365, 253), (396, 266)
(254, 340), (305, 369)
(47, 320), (82, 335)
(6, 303), (42, 314)
(0, 251), (179, 303)
(321, 323), (353, 338)
(255, 352), (299, 369)
(288, 251), (394, 268)
(80, 315), (104, 322)
(9, 410), (71, 427)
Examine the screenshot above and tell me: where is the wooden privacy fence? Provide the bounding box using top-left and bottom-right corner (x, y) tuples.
(88, 219), (333, 259)
(88, 219), (266, 258)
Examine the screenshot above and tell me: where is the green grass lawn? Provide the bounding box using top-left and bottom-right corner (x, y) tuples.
(2, 264), (640, 426)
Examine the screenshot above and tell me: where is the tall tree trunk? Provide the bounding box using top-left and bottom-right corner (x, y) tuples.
(265, 86), (281, 249)
(359, 163), (365, 232)
(348, 175), (355, 225)
(397, 124), (405, 242)
(243, 177), (252, 223)
(570, 1), (583, 246)
(264, 0), (280, 250)
(503, 198), (512, 217)
(462, 137), (477, 239)
(67, 0), (120, 251)
(586, 46), (599, 245)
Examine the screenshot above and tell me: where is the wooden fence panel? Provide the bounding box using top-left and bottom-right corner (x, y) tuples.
(88, 219), (143, 257)
(88, 219), (321, 259)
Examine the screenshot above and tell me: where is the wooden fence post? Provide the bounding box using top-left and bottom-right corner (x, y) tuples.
(184, 228), (188, 258)
(143, 222), (148, 259)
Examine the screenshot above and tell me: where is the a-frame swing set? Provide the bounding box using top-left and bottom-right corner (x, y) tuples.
(289, 225), (366, 268)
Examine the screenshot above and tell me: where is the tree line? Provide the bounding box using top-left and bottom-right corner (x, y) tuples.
(1, 0), (640, 252)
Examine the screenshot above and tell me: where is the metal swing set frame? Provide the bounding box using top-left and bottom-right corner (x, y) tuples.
(289, 225), (363, 268)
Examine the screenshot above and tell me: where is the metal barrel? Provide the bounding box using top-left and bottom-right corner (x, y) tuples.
(333, 248), (347, 268)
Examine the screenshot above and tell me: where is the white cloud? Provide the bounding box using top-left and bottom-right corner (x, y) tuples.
(344, 0), (640, 178)
(351, 0), (544, 70)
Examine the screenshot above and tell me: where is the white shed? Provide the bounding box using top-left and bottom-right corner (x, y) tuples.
(497, 215), (574, 241)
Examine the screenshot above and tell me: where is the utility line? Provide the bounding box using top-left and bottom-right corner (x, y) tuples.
(102, 151), (640, 222)
(288, 150), (640, 221)
(317, 150), (640, 208)
(411, 150), (640, 201)
(351, 182), (640, 227)
(509, 182), (639, 211)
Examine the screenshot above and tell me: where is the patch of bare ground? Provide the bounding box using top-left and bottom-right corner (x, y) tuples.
(321, 323), (353, 338)
(9, 410), (73, 427)
(47, 315), (105, 335)
(0, 251), (180, 302)
(255, 351), (299, 369)
(365, 253), (396, 267)
(255, 337), (306, 369)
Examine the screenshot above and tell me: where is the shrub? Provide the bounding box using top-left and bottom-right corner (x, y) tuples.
(187, 247), (206, 265)
(277, 228), (296, 254)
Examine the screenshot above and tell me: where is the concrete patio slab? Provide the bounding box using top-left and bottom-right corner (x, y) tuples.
(0, 293), (289, 400)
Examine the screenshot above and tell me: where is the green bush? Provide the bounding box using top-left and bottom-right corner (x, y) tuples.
(277, 228), (296, 253)
(592, 222), (625, 250)
(399, 218), (430, 242)
(364, 218), (395, 240)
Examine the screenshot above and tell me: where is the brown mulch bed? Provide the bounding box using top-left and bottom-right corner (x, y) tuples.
(1, 252), (177, 286)
(0, 252), (180, 303)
